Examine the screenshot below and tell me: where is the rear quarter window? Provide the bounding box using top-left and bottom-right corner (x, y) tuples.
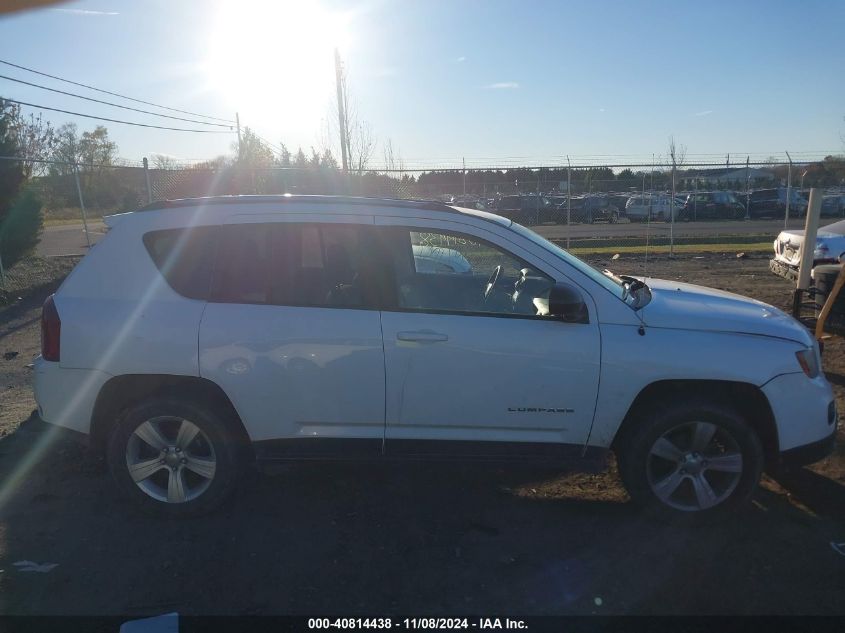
(142, 226), (219, 300)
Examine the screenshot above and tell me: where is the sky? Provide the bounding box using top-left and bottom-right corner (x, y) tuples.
(0, 0), (844, 169)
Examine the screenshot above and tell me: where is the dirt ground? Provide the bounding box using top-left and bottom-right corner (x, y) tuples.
(0, 252), (843, 616)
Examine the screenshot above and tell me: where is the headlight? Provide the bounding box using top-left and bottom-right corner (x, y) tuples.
(796, 346), (820, 378)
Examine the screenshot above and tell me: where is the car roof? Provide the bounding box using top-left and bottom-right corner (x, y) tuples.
(134, 194), (512, 227)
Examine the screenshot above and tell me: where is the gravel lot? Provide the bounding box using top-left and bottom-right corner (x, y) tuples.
(0, 252), (842, 616)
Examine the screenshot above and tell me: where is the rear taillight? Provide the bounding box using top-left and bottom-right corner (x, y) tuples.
(41, 294), (61, 362)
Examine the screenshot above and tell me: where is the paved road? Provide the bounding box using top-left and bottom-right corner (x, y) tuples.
(35, 216), (824, 257)
(37, 221), (107, 257)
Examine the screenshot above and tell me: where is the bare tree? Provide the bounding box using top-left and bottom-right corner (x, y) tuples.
(668, 135), (687, 168)
(350, 120), (375, 173)
(49, 123), (82, 176)
(7, 103), (55, 177)
(331, 57), (377, 174)
(151, 153), (179, 170)
(383, 138), (404, 172)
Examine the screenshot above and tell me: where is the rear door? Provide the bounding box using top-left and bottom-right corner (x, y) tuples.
(198, 215), (387, 456)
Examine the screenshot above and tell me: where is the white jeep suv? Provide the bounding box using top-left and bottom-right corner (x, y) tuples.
(34, 196), (837, 517)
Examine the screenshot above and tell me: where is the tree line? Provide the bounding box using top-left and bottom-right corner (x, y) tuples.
(2, 93), (845, 272)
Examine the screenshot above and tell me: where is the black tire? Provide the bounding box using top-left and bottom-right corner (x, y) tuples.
(107, 397), (245, 518)
(616, 399), (763, 520)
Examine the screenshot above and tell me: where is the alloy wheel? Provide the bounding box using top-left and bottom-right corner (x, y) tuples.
(125, 416), (217, 504)
(646, 421), (743, 512)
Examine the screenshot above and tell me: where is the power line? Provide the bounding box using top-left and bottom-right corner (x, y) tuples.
(0, 74), (233, 128)
(0, 58), (235, 124)
(3, 98), (236, 133)
(253, 131), (286, 155)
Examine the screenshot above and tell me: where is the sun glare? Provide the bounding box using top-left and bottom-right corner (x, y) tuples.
(204, 0), (352, 138)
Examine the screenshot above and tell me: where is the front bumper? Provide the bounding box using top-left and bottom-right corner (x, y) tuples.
(762, 372), (837, 453)
(779, 428), (837, 468)
(770, 258), (797, 281)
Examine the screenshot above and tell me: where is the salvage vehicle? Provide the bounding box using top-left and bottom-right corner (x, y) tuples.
(821, 194), (845, 218)
(35, 196), (837, 517)
(624, 194), (680, 221)
(559, 194), (622, 224)
(679, 191), (746, 221)
(771, 218), (845, 280)
(746, 188), (808, 220)
(490, 194), (554, 225)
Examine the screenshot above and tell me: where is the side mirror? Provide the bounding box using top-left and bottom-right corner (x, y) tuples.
(548, 282), (588, 323)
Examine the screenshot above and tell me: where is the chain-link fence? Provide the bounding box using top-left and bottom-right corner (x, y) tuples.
(2, 153), (845, 298)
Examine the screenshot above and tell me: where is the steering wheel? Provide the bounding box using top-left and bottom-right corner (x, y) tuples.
(484, 265), (503, 301)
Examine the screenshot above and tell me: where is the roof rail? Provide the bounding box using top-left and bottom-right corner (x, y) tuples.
(136, 194), (457, 214)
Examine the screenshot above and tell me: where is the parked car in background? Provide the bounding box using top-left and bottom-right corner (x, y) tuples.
(452, 195), (488, 211)
(412, 244), (472, 274)
(608, 194), (632, 216)
(564, 194), (622, 223)
(821, 194), (845, 218)
(771, 218), (845, 280)
(624, 194), (680, 221)
(679, 191), (746, 221)
(35, 194), (837, 518)
(746, 188), (808, 219)
(490, 194), (554, 225)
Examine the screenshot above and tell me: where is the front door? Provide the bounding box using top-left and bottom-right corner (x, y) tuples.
(375, 221), (601, 459)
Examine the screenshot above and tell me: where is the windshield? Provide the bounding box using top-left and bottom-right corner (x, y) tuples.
(509, 222), (626, 299)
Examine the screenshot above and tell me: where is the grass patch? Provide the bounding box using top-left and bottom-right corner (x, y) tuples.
(569, 242), (772, 255)
(43, 207), (108, 223)
(43, 218), (105, 228)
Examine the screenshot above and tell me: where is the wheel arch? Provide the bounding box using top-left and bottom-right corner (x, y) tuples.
(611, 379), (779, 465)
(90, 374), (253, 458)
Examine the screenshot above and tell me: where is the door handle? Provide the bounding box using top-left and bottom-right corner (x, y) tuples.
(397, 330), (449, 343)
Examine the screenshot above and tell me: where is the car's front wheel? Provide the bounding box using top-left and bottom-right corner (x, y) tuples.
(617, 400), (763, 517)
(107, 397), (244, 517)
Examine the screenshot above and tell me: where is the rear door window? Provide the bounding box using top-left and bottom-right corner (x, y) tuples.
(211, 222), (383, 309)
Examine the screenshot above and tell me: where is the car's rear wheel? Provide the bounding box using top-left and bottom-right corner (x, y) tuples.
(107, 397), (244, 517)
(617, 400), (763, 518)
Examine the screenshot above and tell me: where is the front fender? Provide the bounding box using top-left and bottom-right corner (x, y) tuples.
(588, 324), (807, 448)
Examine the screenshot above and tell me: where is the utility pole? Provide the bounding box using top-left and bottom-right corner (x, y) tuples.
(235, 112), (242, 162)
(143, 156), (152, 203)
(785, 151), (793, 228)
(73, 162), (91, 249)
(670, 159), (676, 255)
(566, 155), (572, 248)
(744, 156), (751, 220)
(335, 48), (349, 172)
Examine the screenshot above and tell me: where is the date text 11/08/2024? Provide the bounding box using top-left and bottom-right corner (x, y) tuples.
(307, 618), (528, 630)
